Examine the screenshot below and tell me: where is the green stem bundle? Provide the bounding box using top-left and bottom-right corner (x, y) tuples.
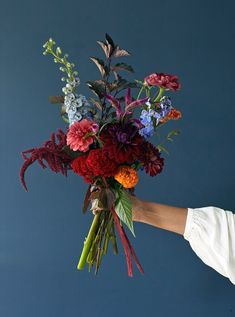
(77, 213), (100, 270)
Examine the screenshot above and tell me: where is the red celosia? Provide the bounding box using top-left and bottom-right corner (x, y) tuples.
(71, 155), (93, 183)
(20, 129), (73, 191)
(86, 148), (119, 177)
(71, 148), (119, 182)
(144, 73), (181, 91)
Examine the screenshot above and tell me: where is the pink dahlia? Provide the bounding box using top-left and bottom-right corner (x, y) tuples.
(67, 119), (99, 152)
(144, 73), (181, 91)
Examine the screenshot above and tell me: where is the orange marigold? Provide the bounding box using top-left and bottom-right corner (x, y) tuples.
(160, 108), (182, 123)
(114, 166), (138, 189)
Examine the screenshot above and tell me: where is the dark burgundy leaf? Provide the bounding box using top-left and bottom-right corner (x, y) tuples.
(113, 46), (131, 58)
(83, 185), (92, 213)
(90, 57), (107, 77)
(99, 188), (116, 210)
(87, 81), (106, 98)
(89, 98), (103, 111)
(105, 33), (115, 49)
(112, 63), (134, 73)
(97, 40), (113, 58)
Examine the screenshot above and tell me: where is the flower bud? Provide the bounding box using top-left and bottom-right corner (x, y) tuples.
(56, 47), (62, 55)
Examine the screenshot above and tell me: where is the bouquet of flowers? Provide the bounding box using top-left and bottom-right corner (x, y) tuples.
(19, 34), (182, 276)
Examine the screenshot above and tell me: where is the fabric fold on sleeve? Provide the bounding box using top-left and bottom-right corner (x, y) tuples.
(184, 206), (235, 285)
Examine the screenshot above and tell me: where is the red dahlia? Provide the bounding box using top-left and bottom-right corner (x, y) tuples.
(100, 122), (144, 164)
(139, 142), (164, 176)
(144, 73), (181, 91)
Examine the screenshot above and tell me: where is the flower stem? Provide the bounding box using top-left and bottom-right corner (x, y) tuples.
(136, 85), (144, 99)
(77, 213), (100, 270)
(154, 87), (165, 102)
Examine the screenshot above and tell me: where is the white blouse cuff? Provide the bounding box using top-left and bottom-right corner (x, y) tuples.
(183, 206), (235, 285)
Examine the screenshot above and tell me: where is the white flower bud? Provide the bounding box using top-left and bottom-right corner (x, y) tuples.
(56, 47), (62, 55)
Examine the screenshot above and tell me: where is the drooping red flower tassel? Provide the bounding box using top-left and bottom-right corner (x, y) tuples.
(111, 207), (144, 276)
(20, 129), (73, 191)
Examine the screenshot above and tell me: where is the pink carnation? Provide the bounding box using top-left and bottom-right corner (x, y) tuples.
(67, 119), (99, 152)
(144, 73), (181, 91)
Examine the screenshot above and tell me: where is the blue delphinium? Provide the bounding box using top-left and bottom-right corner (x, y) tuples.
(139, 97), (173, 139)
(158, 96), (172, 118)
(139, 102), (161, 139)
(64, 93), (93, 126)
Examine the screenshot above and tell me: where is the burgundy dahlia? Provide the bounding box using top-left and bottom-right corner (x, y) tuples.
(139, 141), (164, 176)
(100, 122), (145, 164)
(144, 73), (181, 91)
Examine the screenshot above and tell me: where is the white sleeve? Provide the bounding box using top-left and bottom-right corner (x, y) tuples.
(183, 206), (235, 285)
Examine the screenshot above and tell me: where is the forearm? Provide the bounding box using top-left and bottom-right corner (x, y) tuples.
(130, 196), (188, 235)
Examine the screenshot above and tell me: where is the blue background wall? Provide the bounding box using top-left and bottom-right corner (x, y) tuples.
(1, 0), (235, 316)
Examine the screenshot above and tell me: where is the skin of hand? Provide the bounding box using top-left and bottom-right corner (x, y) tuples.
(129, 195), (188, 236)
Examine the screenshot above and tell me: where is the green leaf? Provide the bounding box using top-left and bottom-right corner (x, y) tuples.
(115, 190), (135, 237)
(112, 63), (134, 73)
(166, 129), (180, 142)
(157, 144), (169, 155)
